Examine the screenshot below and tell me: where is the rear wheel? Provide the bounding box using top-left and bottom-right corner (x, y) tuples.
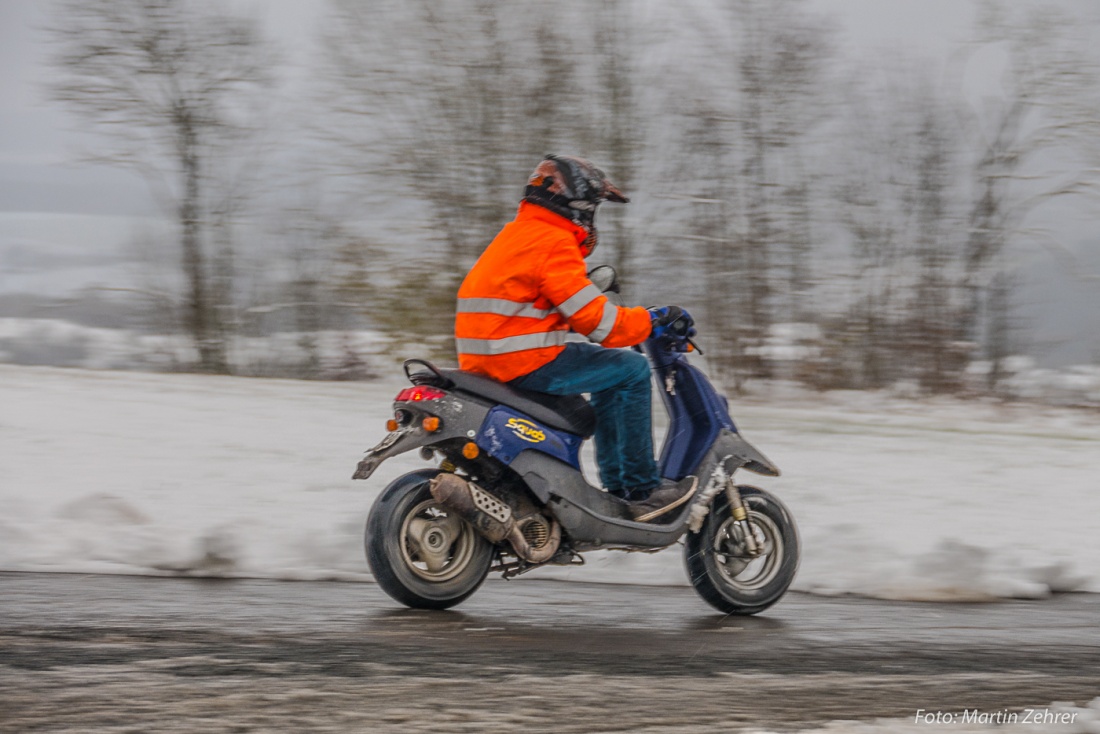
(684, 485), (799, 615)
(366, 469), (494, 610)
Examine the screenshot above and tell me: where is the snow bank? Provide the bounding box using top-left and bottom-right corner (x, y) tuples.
(1, 364), (1098, 600)
(0, 318), (387, 378)
(4, 317), (1100, 405)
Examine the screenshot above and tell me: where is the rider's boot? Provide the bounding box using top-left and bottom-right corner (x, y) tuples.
(628, 476), (698, 523)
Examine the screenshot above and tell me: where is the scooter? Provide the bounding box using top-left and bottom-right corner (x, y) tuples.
(353, 266), (799, 614)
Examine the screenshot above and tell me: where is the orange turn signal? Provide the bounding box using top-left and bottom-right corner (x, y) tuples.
(385, 419), (399, 432)
(462, 442), (480, 459)
(686, 342), (695, 352)
(422, 416), (441, 432)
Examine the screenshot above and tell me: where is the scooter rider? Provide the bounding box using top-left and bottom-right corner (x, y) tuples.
(455, 154), (697, 522)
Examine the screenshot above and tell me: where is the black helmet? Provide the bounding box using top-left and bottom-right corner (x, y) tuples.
(523, 154), (628, 256)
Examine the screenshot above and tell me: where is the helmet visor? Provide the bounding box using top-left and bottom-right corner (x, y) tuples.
(602, 181), (628, 203)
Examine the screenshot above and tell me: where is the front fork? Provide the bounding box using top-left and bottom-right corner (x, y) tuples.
(724, 480), (762, 557)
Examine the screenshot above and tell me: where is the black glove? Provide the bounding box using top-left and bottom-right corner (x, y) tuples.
(648, 306), (694, 339)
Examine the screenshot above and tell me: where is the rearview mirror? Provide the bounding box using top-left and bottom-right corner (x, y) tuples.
(587, 265), (620, 294)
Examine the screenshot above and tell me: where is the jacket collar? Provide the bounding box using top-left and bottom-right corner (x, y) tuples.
(515, 201), (588, 246)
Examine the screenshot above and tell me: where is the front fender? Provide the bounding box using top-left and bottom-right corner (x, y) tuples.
(718, 430), (780, 477)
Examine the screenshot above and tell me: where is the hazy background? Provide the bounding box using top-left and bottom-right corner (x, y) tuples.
(2, 0), (1099, 398)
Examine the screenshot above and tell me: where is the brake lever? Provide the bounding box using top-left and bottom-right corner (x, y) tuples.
(687, 337), (704, 355)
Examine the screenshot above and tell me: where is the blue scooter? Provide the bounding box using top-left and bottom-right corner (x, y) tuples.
(354, 266), (799, 614)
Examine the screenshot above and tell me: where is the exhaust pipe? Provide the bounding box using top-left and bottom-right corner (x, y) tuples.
(429, 473), (561, 564)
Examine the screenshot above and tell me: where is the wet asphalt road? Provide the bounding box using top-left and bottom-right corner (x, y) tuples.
(2, 572), (1099, 733)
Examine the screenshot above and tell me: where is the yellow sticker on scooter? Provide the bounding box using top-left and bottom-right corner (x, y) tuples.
(506, 417), (546, 443)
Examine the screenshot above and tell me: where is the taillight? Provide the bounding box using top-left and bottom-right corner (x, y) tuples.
(395, 386), (447, 403)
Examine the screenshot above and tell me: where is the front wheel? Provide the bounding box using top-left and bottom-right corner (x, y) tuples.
(684, 485), (799, 615)
(366, 469), (494, 610)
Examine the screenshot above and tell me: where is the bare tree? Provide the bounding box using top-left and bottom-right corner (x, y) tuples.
(322, 0), (574, 261)
(958, 1), (1100, 390)
(669, 102), (747, 389)
(824, 64), (966, 390)
(730, 0), (832, 377)
(663, 0), (833, 387)
(45, 0), (276, 373)
(831, 111), (905, 390)
(319, 0), (593, 353)
(906, 96), (969, 393)
(832, 64), (971, 393)
(592, 0), (643, 284)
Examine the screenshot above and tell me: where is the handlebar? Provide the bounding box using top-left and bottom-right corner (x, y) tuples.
(664, 312), (703, 354)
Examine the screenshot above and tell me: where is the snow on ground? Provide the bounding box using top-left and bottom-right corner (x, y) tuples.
(1, 363), (1098, 600)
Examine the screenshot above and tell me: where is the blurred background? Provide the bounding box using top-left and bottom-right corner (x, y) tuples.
(3, 0), (1100, 404)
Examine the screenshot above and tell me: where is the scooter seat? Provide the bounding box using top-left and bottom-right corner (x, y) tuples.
(440, 369), (597, 438)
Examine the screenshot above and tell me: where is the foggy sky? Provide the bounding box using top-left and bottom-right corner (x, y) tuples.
(0, 0), (980, 219)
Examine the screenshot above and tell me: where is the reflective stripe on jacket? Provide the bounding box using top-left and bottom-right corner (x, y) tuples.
(456, 202), (653, 382)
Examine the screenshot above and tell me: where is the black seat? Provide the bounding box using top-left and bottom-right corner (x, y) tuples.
(440, 369), (596, 438)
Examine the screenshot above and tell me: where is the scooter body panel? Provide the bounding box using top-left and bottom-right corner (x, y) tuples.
(654, 358), (736, 481)
(646, 342), (780, 480)
(510, 449), (693, 547)
(476, 406), (583, 469)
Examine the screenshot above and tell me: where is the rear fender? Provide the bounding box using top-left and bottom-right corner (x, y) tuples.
(352, 426), (427, 480)
(352, 394), (488, 480)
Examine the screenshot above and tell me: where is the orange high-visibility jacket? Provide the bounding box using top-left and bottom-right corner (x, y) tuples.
(456, 202), (653, 383)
